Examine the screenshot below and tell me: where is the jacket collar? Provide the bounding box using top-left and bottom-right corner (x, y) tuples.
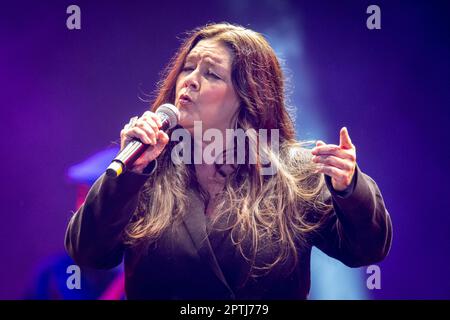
(181, 188), (236, 298)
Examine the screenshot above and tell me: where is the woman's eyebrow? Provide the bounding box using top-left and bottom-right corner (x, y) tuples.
(186, 52), (223, 64)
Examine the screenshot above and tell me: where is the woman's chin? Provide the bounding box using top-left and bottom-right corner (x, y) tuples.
(177, 120), (194, 134)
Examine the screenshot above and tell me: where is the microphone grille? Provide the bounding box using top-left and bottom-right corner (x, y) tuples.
(155, 103), (180, 130)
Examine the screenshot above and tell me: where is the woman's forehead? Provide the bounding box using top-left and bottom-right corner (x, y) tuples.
(187, 39), (233, 65)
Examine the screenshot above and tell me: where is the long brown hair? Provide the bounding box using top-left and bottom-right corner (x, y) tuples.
(124, 23), (332, 277)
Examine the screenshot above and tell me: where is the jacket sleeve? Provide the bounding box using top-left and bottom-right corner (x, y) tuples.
(64, 160), (157, 269)
(312, 164), (393, 267)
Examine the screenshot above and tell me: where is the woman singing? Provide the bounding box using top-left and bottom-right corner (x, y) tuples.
(65, 23), (392, 299)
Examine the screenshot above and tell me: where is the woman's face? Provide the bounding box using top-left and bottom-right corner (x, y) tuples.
(175, 39), (240, 135)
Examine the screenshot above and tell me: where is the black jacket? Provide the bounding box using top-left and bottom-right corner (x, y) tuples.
(65, 160), (392, 299)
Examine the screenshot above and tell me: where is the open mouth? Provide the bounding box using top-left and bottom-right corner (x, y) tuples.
(179, 94), (193, 104)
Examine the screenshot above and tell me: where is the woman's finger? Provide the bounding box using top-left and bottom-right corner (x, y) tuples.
(124, 116), (139, 130)
(151, 113), (163, 128)
(315, 164), (343, 177)
(143, 111), (163, 128)
(339, 127), (354, 150)
(157, 131), (169, 145)
(135, 120), (158, 144)
(315, 164), (346, 180)
(312, 145), (356, 162)
(315, 164), (355, 189)
(128, 127), (152, 145)
(312, 154), (354, 171)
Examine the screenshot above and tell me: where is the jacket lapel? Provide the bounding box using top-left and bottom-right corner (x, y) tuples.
(181, 189), (235, 298)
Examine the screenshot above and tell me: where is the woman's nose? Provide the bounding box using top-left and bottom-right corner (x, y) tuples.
(183, 72), (200, 91)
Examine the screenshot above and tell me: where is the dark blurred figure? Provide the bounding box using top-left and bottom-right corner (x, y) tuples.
(24, 147), (125, 300)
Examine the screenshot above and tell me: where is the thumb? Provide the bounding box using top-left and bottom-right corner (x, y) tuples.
(147, 131), (169, 160)
(339, 127), (353, 149)
(156, 131), (169, 147)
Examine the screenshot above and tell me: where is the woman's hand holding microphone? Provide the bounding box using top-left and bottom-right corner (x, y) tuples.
(120, 111), (170, 174)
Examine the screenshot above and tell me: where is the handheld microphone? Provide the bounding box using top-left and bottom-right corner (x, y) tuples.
(106, 103), (179, 178)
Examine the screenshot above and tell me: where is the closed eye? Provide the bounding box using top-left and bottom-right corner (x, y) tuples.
(181, 66), (194, 72)
(206, 71), (221, 79)
(181, 65), (221, 80)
